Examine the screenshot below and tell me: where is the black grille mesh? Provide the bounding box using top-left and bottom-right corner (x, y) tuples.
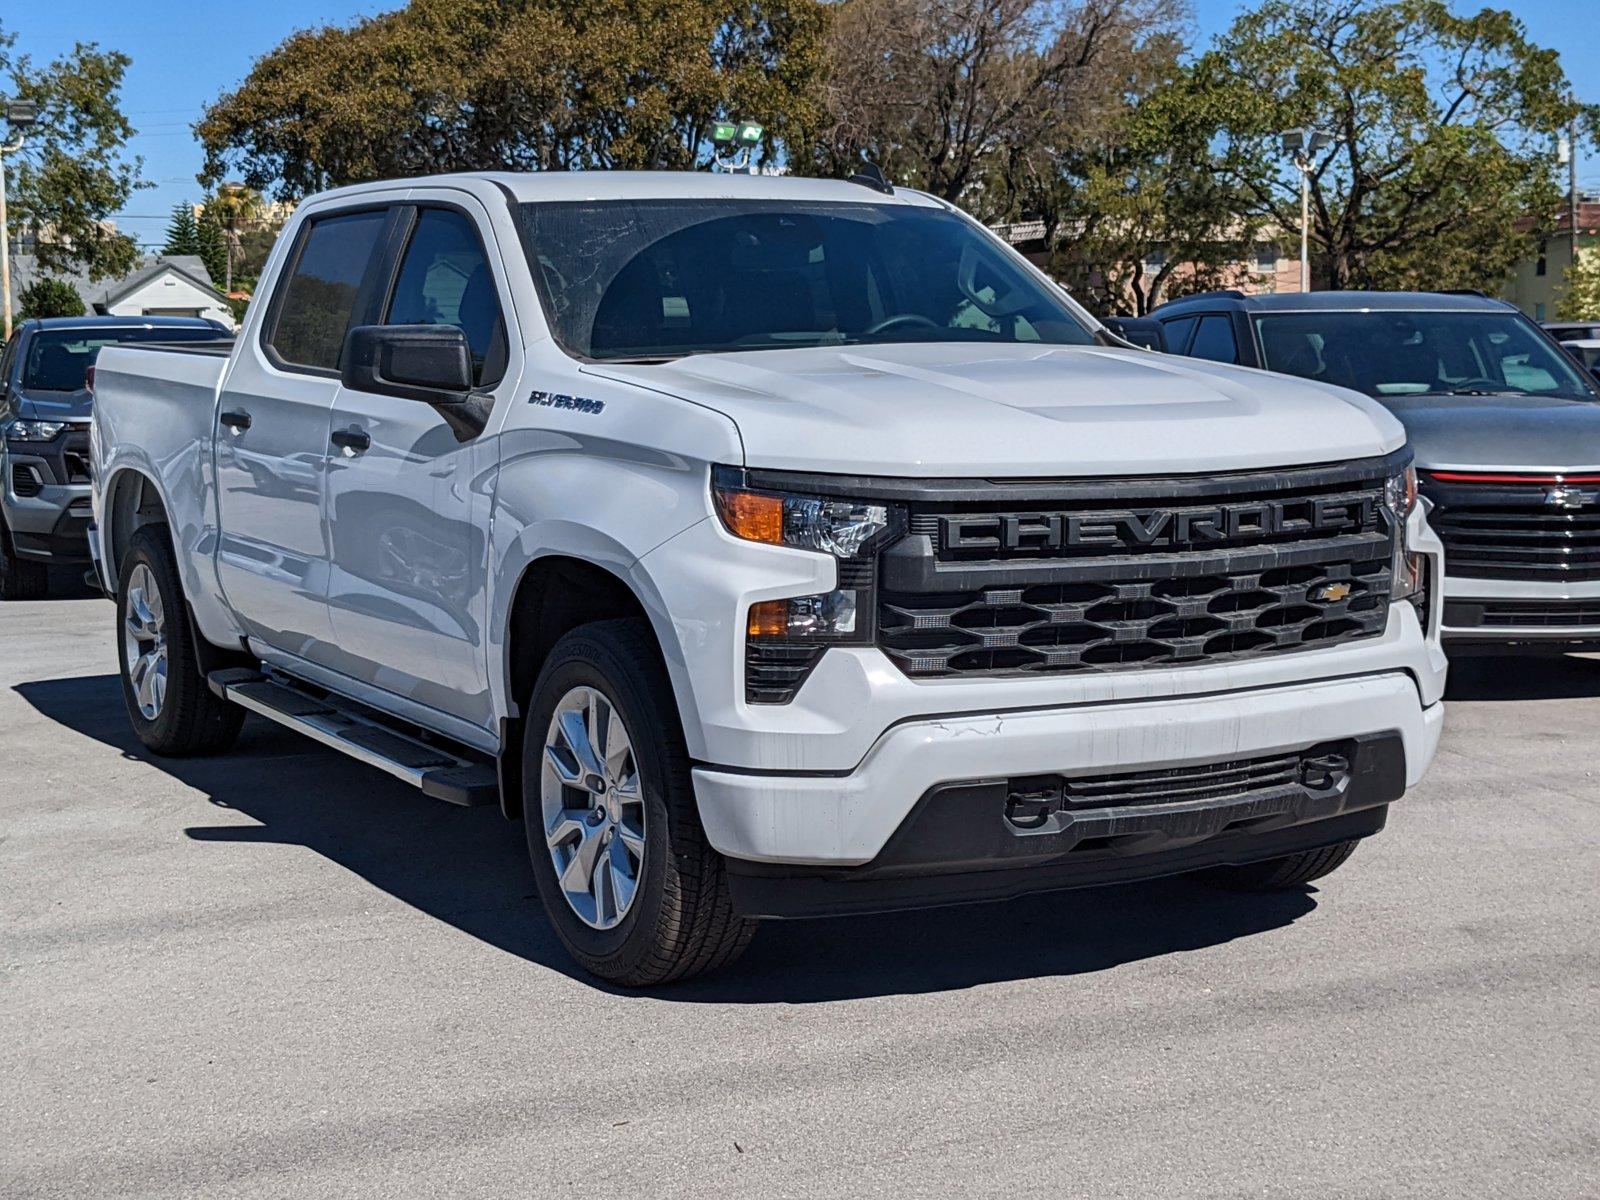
(1429, 504), (1600, 582)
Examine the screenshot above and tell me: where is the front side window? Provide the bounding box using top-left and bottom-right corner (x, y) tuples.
(20, 327), (228, 393)
(517, 199), (1094, 361)
(385, 209), (507, 387)
(268, 209), (388, 372)
(1253, 310), (1598, 401)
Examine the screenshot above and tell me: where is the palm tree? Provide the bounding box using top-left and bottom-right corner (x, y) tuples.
(201, 184), (267, 293)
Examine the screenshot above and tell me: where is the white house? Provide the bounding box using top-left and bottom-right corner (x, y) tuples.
(12, 254), (235, 329)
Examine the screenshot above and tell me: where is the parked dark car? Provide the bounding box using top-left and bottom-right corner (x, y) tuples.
(1543, 320), (1600, 344)
(0, 316), (231, 599)
(1147, 290), (1600, 654)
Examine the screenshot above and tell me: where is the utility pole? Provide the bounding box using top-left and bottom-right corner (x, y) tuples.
(1570, 114), (1581, 274)
(0, 101), (40, 340)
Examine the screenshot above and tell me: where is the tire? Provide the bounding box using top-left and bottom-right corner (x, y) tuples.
(522, 618), (757, 986)
(1202, 839), (1361, 892)
(116, 524), (245, 756)
(0, 510), (48, 600)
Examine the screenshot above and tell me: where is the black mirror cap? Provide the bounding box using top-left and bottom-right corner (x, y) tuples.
(1101, 317), (1167, 352)
(342, 324), (474, 405)
(341, 324), (491, 439)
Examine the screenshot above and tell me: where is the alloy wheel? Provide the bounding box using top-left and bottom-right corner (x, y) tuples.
(540, 685), (647, 930)
(122, 563), (169, 720)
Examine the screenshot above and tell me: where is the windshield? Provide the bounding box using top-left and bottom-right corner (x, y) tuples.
(21, 327), (228, 393)
(1252, 310), (1597, 401)
(516, 199), (1094, 361)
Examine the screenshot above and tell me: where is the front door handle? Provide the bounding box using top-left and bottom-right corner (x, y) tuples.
(330, 426), (371, 455)
(219, 410), (252, 433)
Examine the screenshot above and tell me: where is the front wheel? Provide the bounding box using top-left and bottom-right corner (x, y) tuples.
(1202, 839), (1361, 892)
(117, 525), (244, 756)
(522, 619), (756, 986)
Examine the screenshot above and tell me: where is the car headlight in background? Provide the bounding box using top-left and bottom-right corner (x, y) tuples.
(712, 466), (905, 702)
(5, 420), (68, 443)
(1383, 464), (1427, 610)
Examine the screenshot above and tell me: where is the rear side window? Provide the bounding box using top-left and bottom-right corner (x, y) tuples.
(1160, 316), (1198, 354)
(384, 209), (507, 387)
(268, 210), (388, 372)
(1189, 314), (1239, 364)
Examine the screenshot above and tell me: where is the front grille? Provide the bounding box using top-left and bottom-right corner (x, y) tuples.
(1426, 479), (1600, 582)
(62, 431), (92, 484)
(1447, 599), (1600, 628)
(877, 458), (1398, 679)
(1003, 741), (1352, 828)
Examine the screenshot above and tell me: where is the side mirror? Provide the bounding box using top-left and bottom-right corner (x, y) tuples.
(343, 324), (473, 404)
(342, 324), (491, 439)
(1102, 317), (1167, 352)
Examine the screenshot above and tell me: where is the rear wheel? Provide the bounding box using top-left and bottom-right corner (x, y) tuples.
(523, 619), (756, 986)
(117, 525), (244, 756)
(1202, 839), (1361, 892)
(0, 511), (48, 600)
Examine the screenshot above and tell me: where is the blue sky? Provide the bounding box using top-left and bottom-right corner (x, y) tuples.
(5, 0), (1598, 250)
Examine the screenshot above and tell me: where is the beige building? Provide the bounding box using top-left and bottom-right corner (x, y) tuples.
(1501, 198), (1600, 322)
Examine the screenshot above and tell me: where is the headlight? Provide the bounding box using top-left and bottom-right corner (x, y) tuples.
(712, 466), (899, 558)
(1384, 466), (1424, 602)
(5, 419), (68, 443)
(713, 466), (906, 704)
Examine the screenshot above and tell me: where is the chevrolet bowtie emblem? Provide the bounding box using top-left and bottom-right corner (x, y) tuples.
(1544, 486), (1595, 509)
(1313, 582), (1353, 603)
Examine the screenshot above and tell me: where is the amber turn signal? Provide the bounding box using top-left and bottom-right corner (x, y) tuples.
(715, 489), (785, 545)
(747, 600), (790, 639)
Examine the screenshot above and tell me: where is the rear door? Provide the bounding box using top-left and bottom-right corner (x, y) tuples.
(214, 205), (394, 662)
(319, 197), (518, 732)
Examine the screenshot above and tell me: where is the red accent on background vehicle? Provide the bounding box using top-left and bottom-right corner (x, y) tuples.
(1426, 470), (1600, 485)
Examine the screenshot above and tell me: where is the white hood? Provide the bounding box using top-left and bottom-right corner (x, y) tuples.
(586, 342), (1405, 477)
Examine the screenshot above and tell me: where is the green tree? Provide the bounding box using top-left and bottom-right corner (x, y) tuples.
(197, 0), (829, 196)
(161, 202), (201, 255)
(1147, 0), (1593, 292)
(161, 200), (228, 289)
(16, 277), (85, 319)
(810, 0), (1189, 215)
(0, 22), (142, 280)
(1556, 253), (1600, 321)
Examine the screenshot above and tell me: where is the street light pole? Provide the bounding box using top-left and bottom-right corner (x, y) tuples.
(0, 101), (40, 341)
(1279, 127), (1334, 293)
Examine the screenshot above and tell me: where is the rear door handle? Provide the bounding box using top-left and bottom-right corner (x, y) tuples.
(330, 427), (371, 455)
(219, 410), (252, 433)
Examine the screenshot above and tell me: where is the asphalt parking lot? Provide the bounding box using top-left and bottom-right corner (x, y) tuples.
(3, 586), (1598, 1199)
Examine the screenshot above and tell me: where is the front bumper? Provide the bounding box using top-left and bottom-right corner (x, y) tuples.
(694, 670), (1441, 878)
(2, 482), (93, 562)
(1440, 573), (1600, 651)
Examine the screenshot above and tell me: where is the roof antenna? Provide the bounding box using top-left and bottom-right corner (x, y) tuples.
(848, 161), (894, 196)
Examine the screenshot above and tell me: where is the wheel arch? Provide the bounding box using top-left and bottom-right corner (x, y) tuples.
(497, 553), (688, 821)
(102, 467), (174, 593)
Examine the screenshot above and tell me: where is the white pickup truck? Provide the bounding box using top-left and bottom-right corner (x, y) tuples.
(90, 171), (1447, 984)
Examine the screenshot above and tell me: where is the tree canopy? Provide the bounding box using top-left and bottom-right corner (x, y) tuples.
(198, 0), (829, 195)
(1147, 0), (1592, 291)
(16, 277), (85, 320)
(0, 22), (142, 281)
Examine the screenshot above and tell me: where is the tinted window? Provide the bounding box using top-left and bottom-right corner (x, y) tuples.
(517, 200), (1094, 361)
(269, 210), (387, 371)
(385, 209), (506, 387)
(1160, 316), (1198, 354)
(1189, 315), (1239, 363)
(21, 327), (229, 393)
(1254, 310), (1597, 400)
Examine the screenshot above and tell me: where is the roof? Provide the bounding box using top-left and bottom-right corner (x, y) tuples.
(308, 169), (947, 208)
(1150, 289), (1517, 316)
(9, 254), (229, 310)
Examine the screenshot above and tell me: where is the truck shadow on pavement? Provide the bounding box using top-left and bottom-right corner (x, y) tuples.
(1443, 652), (1600, 701)
(19, 671), (1344, 1003)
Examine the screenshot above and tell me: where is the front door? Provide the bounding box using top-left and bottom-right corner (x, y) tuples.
(214, 207), (392, 662)
(321, 202), (516, 732)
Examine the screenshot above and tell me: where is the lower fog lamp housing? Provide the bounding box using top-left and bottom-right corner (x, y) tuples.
(745, 588), (869, 704)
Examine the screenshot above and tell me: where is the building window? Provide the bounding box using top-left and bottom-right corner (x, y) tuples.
(1535, 303), (1546, 322)
(1536, 240), (1548, 277)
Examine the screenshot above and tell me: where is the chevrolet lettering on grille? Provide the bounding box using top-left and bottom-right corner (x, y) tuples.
(939, 496), (1379, 555)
